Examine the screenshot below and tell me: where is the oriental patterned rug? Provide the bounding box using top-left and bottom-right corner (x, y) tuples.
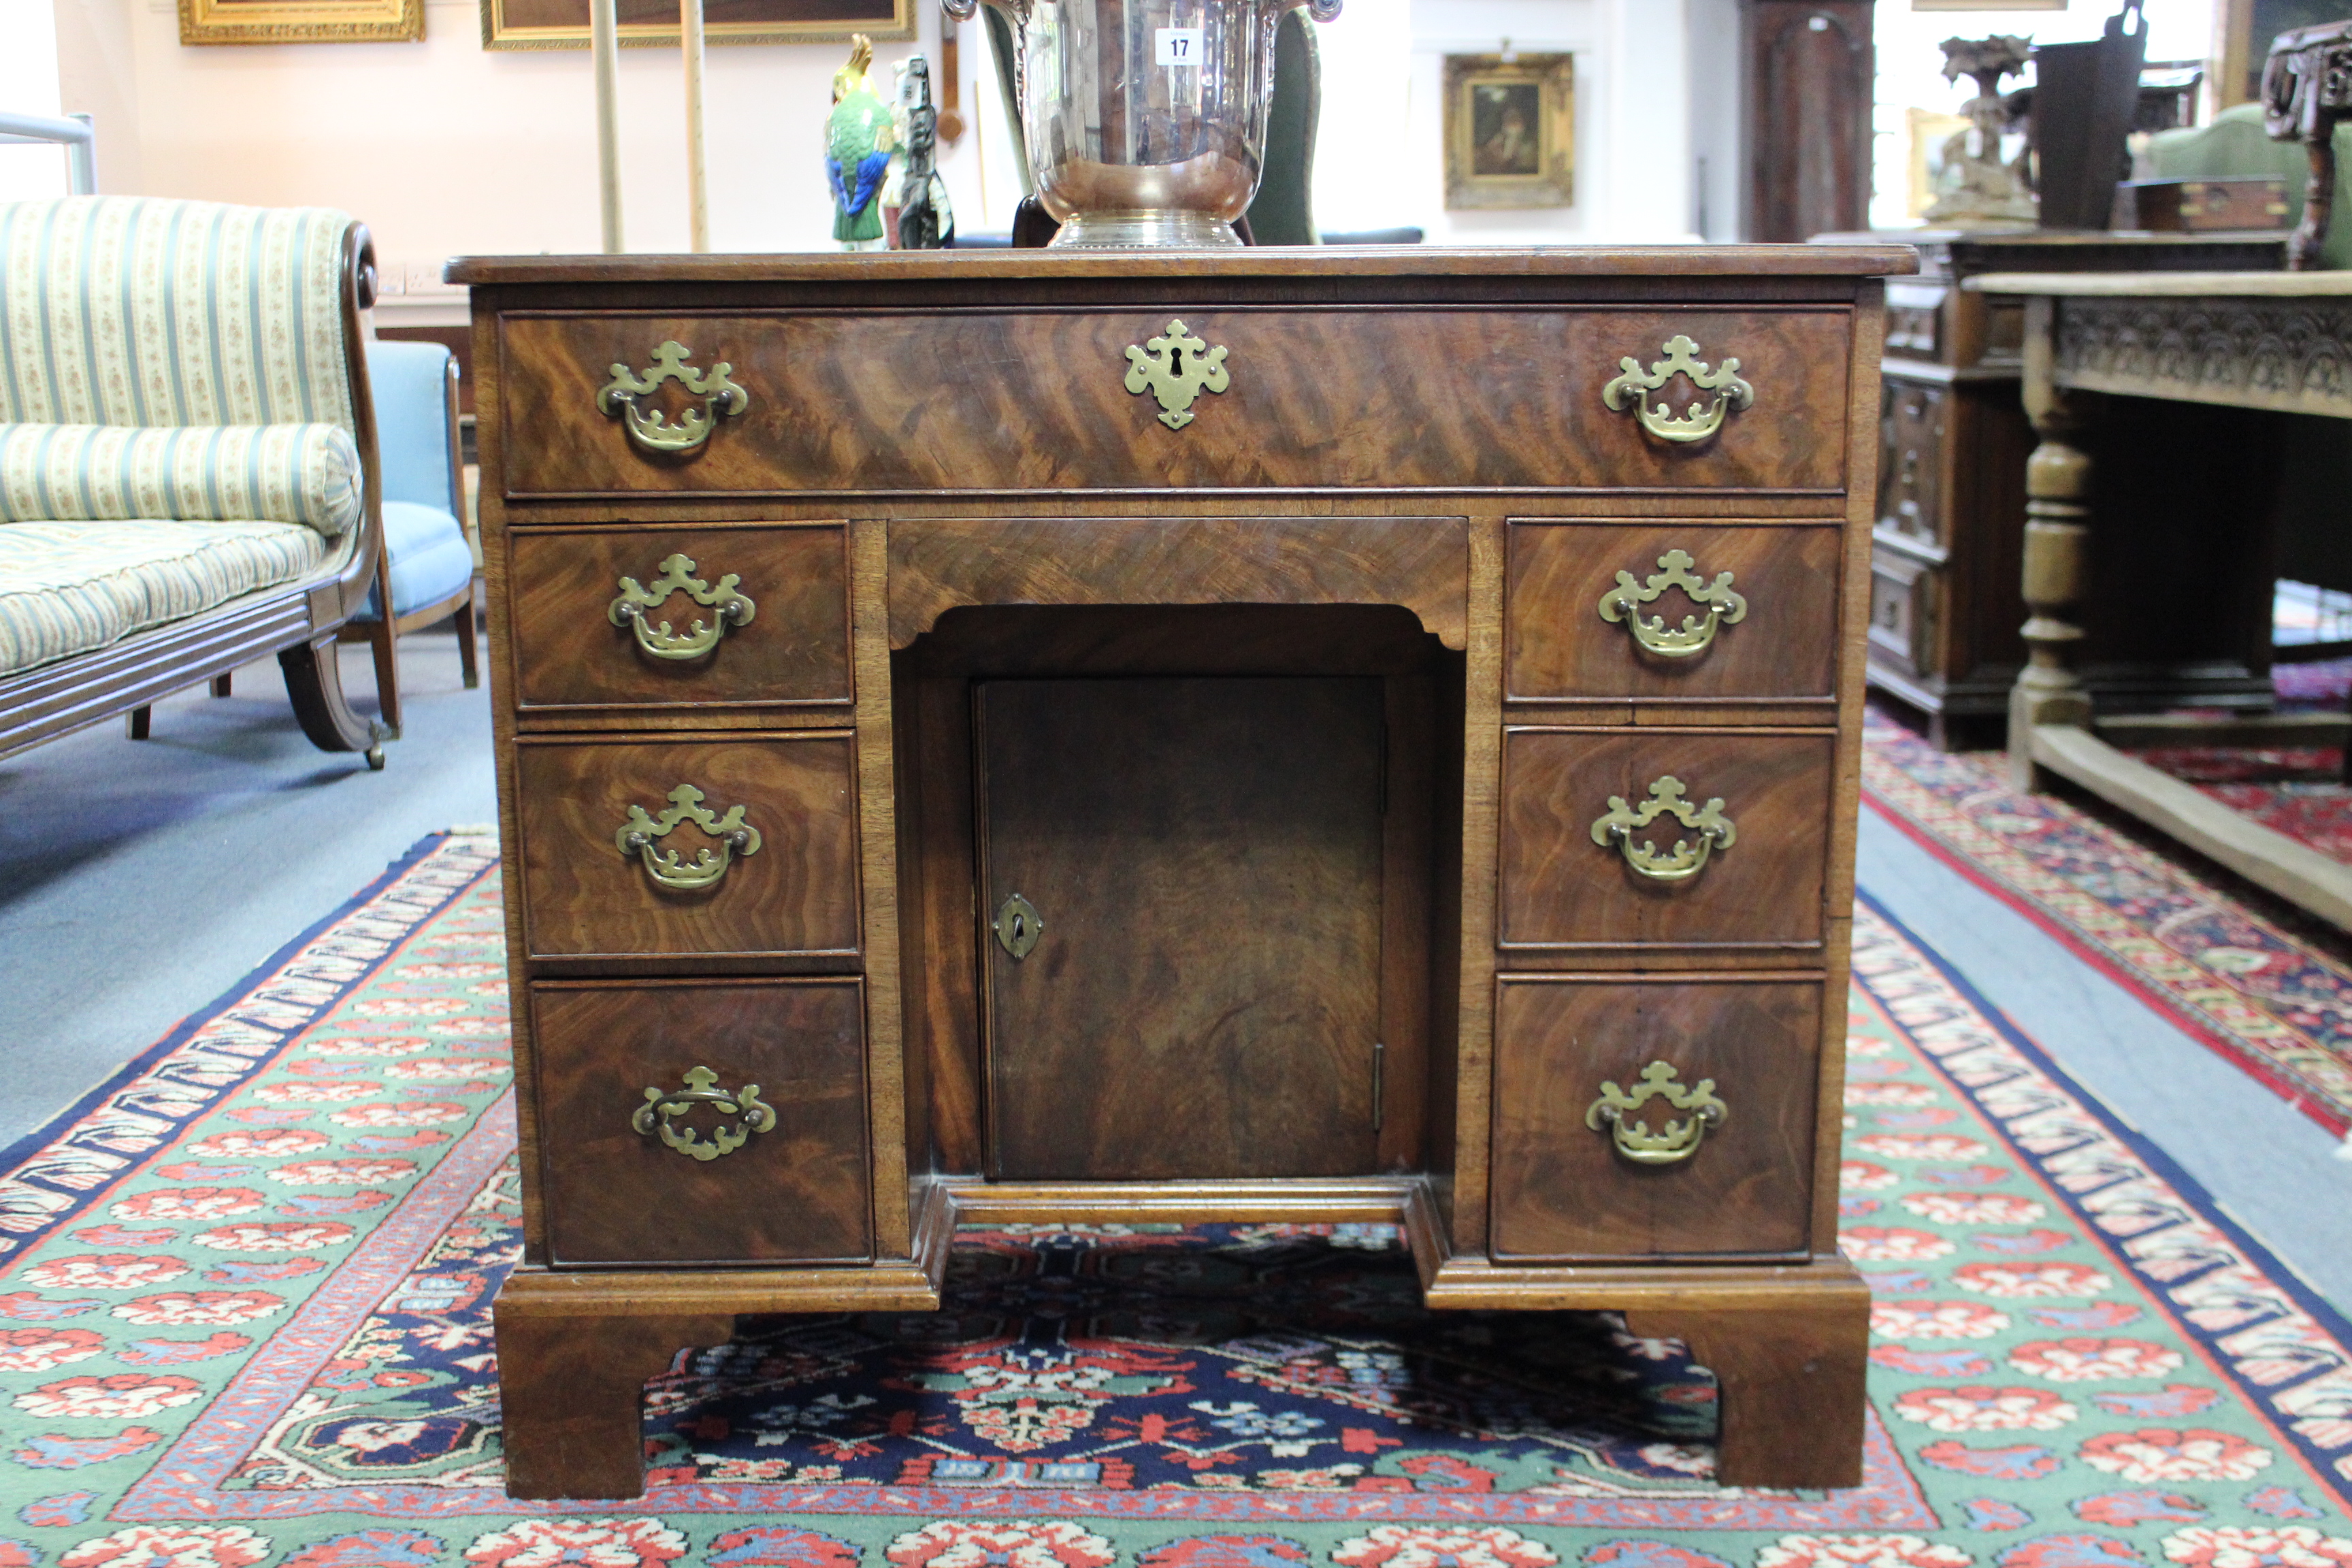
(1861, 709), (2352, 1139)
(0, 835), (2347, 1565)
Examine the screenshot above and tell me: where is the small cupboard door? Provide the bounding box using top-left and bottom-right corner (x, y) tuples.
(1490, 975), (1822, 1260)
(976, 677), (1385, 1180)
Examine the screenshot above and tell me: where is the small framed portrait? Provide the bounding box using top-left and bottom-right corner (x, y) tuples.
(180, 0), (419, 44)
(481, 0), (910, 50)
(1444, 52), (1573, 210)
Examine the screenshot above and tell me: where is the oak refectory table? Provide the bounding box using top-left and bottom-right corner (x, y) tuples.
(446, 245), (1915, 1499)
(1972, 269), (2352, 931)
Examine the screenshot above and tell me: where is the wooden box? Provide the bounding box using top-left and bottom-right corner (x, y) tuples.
(2118, 176), (2292, 231)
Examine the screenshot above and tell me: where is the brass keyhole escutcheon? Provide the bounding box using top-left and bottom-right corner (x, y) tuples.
(992, 893), (1043, 960)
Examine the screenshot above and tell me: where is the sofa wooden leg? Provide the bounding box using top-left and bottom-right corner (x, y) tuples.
(125, 705), (150, 740)
(1626, 1286), (1872, 1490)
(211, 673), (233, 698)
(278, 637), (386, 768)
(493, 1294), (732, 1500)
(365, 616), (402, 740)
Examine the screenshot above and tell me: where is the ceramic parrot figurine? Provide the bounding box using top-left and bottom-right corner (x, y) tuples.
(827, 35), (896, 250)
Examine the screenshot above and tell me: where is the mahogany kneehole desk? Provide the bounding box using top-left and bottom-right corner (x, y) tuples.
(450, 246), (1912, 1501)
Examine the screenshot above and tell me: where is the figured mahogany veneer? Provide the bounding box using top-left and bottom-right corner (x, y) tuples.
(455, 246), (1911, 1502)
(509, 523), (851, 715)
(513, 732), (860, 962)
(533, 978), (872, 1265)
(1498, 728), (1834, 953)
(496, 307), (1854, 497)
(1507, 521), (1844, 703)
(1491, 975), (1823, 1260)
(978, 676), (1388, 1181)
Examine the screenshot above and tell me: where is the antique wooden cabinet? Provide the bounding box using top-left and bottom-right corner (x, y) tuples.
(1825, 229), (2286, 748)
(449, 246), (1911, 1501)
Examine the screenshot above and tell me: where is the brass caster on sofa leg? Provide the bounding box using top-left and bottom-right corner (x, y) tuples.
(365, 745), (386, 770)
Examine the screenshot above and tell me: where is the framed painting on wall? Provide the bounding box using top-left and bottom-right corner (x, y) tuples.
(180, 0), (419, 44)
(481, 0), (910, 49)
(1443, 52), (1574, 210)
(2219, 0), (2352, 104)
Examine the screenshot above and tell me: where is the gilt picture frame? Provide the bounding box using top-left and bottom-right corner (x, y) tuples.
(1443, 52), (1574, 211)
(480, 0), (910, 50)
(180, 0), (419, 46)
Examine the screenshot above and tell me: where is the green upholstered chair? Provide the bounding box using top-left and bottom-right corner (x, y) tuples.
(0, 196), (391, 766)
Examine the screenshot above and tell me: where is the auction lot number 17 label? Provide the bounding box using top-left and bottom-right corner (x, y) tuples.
(1155, 26), (1203, 65)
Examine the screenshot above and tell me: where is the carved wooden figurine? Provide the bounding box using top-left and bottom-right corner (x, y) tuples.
(2262, 20), (2352, 270)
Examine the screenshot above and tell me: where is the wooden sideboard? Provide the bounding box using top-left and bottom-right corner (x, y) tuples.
(1819, 229), (2286, 749)
(448, 246), (1912, 1501)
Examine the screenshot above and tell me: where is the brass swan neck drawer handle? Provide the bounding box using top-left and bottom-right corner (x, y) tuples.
(1587, 1061), (1727, 1165)
(1597, 549), (1746, 658)
(1590, 775), (1736, 881)
(615, 784), (762, 892)
(597, 340), (749, 455)
(1124, 319), (1230, 430)
(1603, 335), (1754, 444)
(633, 1065), (776, 1161)
(608, 553), (757, 660)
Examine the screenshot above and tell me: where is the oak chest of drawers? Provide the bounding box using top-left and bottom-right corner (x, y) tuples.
(451, 246), (1911, 1500)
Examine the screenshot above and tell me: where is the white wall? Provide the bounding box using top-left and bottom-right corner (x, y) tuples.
(1, 0), (69, 199)
(17, 0), (1709, 264)
(1686, 0), (1742, 242)
(42, 0), (1002, 299)
(1871, 0), (2220, 231)
(1315, 0), (1697, 244)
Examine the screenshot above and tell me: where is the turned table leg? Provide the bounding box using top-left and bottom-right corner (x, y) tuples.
(1627, 1285), (1872, 1490)
(493, 1294), (732, 1500)
(2008, 294), (2095, 792)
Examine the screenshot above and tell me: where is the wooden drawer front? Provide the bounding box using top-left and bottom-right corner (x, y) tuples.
(497, 308), (1851, 496)
(508, 525), (850, 713)
(533, 979), (871, 1265)
(1506, 522), (1841, 702)
(1491, 975), (1820, 1259)
(514, 734), (860, 961)
(1868, 550), (1936, 677)
(1877, 380), (1946, 549)
(1499, 729), (1832, 951)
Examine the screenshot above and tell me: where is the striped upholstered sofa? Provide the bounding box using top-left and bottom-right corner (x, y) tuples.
(0, 197), (391, 768)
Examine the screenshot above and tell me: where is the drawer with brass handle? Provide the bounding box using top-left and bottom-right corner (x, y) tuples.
(507, 525), (850, 718)
(493, 308), (1852, 497)
(512, 732), (860, 962)
(532, 977), (872, 1266)
(1506, 521), (1844, 704)
(1490, 974), (1821, 1260)
(1498, 728), (1833, 955)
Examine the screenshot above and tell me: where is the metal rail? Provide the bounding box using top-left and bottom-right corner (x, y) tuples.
(0, 111), (96, 195)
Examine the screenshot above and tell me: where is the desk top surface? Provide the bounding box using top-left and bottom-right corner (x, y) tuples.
(1968, 269), (2352, 297)
(446, 244), (1919, 288)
